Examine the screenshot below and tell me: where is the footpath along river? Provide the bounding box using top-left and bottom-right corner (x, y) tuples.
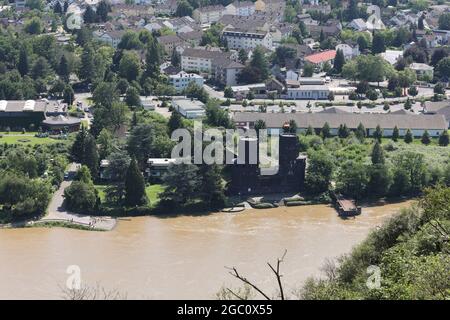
(0, 200), (412, 299)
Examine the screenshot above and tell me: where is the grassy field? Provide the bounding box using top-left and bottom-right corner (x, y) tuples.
(95, 184), (165, 206)
(0, 135), (63, 145)
(0, 132), (70, 145)
(145, 184), (165, 205)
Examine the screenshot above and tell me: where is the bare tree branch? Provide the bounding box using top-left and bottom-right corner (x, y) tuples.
(226, 266), (271, 300)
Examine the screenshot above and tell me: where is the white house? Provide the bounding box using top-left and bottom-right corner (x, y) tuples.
(409, 63), (434, 79)
(222, 27), (273, 51)
(169, 71), (204, 93)
(193, 5), (226, 24)
(226, 1), (255, 16)
(172, 99), (206, 119)
(336, 42), (360, 60)
(93, 30), (125, 48)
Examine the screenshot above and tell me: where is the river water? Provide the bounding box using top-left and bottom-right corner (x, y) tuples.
(0, 201), (412, 299)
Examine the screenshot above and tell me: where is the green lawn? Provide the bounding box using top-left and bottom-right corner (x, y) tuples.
(146, 184), (165, 205)
(95, 183), (164, 206)
(0, 134), (66, 145)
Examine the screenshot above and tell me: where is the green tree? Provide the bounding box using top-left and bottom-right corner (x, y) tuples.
(371, 141), (385, 164)
(124, 158), (147, 206)
(356, 123), (366, 141)
(199, 164), (226, 209)
(372, 32), (386, 54)
(438, 12), (450, 30)
(404, 129), (413, 144)
(63, 85), (74, 105)
(145, 40), (162, 78)
(368, 163), (392, 197)
(84, 134), (99, 178)
(58, 55), (70, 83)
(64, 181), (97, 213)
(71, 126), (88, 163)
(79, 45), (96, 82)
(24, 17), (43, 35)
(119, 51), (141, 82)
(175, 0), (194, 17)
(160, 163), (200, 208)
(337, 160), (369, 199)
(18, 47), (29, 77)
(168, 111), (183, 134)
(392, 126), (399, 142)
(321, 122), (331, 139)
(125, 86), (141, 107)
(333, 49), (345, 73)
(303, 63), (314, 77)
(421, 130), (431, 145)
(305, 150), (334, 195)
(438, 130), (449, 147)
(238, 49), (247, 64)
(96, 0), (110, 22)
(171, 49), (181, 68)
(250, 46), (269, 79)
(373, 125), (383, 142)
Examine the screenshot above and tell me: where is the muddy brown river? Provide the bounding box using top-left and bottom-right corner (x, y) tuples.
(0, 201), (412, 299)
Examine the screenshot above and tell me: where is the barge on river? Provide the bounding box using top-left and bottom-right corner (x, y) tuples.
(332, 193), (362, 217)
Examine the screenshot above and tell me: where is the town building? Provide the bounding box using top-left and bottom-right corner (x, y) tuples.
(233, 112), (448, 137)
(222, 27), (273, 51)
(42, 115), (81, 133)
(0, 100), (66, 129)
(286, 85), (330, 100)
(93, 30), (125, 48)
(409, 63), (434, 79)
(304, 50), (336, 69)
(226, 1), (255, 17)
(157, 34), (187, 55)
(172, 99), (206, 119)
(169, 71), (205, 93)
(146, 158), (177, 180)
(336, 42), (360, 60)
(193, 5), (226, 24)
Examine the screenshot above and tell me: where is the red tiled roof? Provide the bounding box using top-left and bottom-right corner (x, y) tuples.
(305, 50), (336, 64)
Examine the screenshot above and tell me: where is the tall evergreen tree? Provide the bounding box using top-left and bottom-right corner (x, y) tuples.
(372, 32), (386, 54)
(124, 158), (147, 206)
(145, 40), (161, 78)
(54, 1), (62, 14)
(168, 111), (183, 134)
(83, 134), (99, 178)
(438, 130), (449, 146)
(392, 126), (399, 142)
(171, 49), (181, 68)
(96, 0), (110, 22)
(71, 126), (87, 163)
(371, 141), (385, 164)
(18, 46), (29, 77)
(356, 123), (366, 141)
(83, 5), (97, 23)
(373, 125), (383, 142)
(334, 49), (345, 73)
(79, 45), (95, 82)
(321, 122), (331, 139)
(404, 129), (413, 144)
(199, 164), (225, 209)
(421, 130), (431, 145)
(58, 55), (70, 82)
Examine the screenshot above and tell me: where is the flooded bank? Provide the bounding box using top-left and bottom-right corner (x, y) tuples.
(0, 200), (413, 299)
